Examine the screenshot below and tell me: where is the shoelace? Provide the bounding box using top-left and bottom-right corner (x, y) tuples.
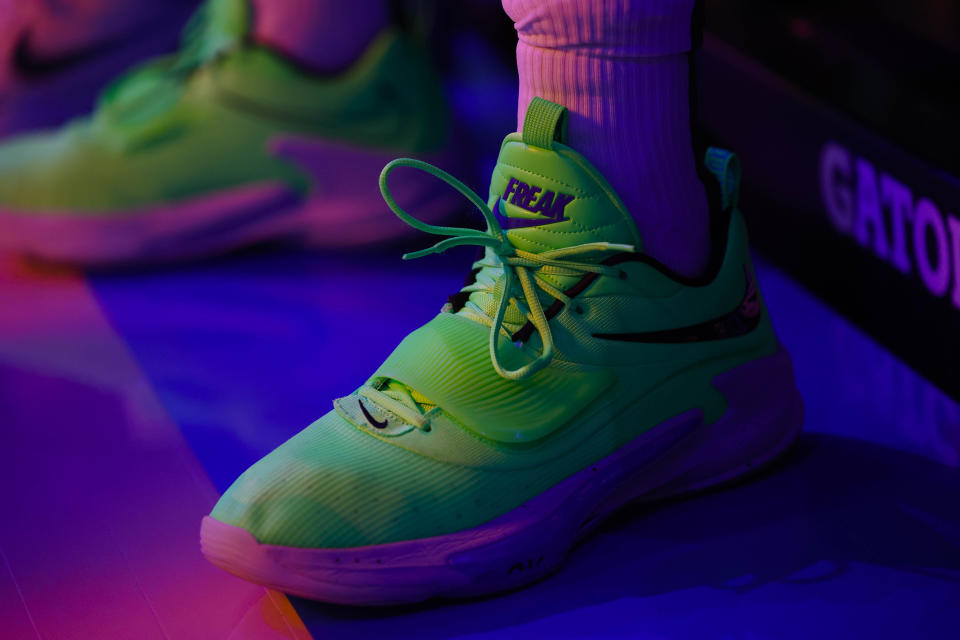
(378, 157), (635, 383)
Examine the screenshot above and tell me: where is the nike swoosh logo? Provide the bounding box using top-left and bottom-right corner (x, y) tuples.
(358, 399), (389, 429)
(12, 29), (137, 80)
(494, 198), (569, 229)
(593, 267), (761, 343)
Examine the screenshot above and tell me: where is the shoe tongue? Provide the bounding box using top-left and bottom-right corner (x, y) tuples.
(452, 98), (643, 336)
(380, 100), (643, 416)
(489, 97), (641, 253)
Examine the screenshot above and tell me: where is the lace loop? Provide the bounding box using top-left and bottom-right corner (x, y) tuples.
(379, 158), (634, 382)
(379, 158), (509, 258)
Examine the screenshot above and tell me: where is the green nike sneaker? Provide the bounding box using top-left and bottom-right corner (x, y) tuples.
(201, 97), (803, 606)
(0, 0), (454, 265)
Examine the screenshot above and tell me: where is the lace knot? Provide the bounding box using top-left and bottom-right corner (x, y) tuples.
(379, 158), (634, 382)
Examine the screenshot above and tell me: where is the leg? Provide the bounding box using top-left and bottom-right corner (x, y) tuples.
(503, 0), (710, 277)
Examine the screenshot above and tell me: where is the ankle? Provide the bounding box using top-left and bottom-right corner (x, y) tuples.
(506, 0), (712, 279)
(633, 205), (713, 279)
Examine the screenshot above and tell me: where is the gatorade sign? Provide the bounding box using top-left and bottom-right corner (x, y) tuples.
(820, 141), (960, 310)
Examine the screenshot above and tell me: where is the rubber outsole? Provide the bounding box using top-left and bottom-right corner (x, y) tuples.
(200, 346), (804, 606)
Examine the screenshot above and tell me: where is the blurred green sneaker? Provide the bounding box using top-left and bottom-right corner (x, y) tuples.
(201, 97), (804, 606)
(0, 0), (453, 265)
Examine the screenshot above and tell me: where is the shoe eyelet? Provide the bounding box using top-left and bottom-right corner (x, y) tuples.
(422, 424), (432, 433)
(618, 270), (628, 280)
(573, 305), (584, 315)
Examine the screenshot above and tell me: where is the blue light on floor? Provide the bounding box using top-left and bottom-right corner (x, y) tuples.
(89, 248), (960, 639)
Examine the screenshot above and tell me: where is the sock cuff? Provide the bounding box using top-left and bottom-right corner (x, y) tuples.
(503, 0), (697, 58)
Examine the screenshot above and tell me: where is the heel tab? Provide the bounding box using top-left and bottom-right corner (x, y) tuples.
(704, 148), (741, 212)
(522, 97), (568, 149)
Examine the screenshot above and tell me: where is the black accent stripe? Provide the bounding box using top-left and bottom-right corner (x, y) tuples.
(447, 266), (483, 312)
(592, 309), (759, 343)
(594, 269), (761, 344)
(509, 251), (705, 344)
(511, 255), (761, 345)
(511, 271), (600, 343)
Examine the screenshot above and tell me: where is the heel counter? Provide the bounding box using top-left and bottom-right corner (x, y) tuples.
(725, 207), (781, 356)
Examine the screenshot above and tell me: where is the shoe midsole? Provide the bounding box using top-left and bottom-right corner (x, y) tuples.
(201, 345), (803, 603)
(0, 139), (458, 265)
